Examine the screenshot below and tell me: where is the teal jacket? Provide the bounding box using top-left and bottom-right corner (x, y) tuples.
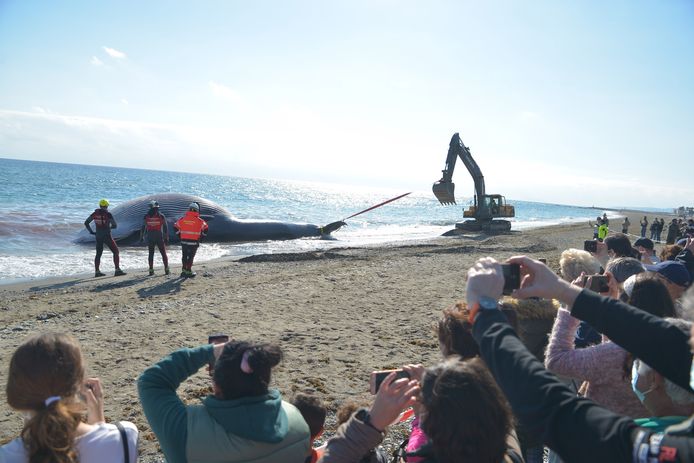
(138, 345), (310, 463)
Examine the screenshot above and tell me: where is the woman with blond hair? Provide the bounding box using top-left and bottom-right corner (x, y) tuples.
(1, 332), (138, 463)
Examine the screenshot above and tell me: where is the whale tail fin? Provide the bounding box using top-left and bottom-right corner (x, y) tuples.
(320, 220), (346, 235)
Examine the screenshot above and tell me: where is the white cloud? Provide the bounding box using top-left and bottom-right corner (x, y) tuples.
(209, 81), (241, 103)
(90, 56), (104, 66)
(0, 108), (691, 209)
(103, 46), (126, 59)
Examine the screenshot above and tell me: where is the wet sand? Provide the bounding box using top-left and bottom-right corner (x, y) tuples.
(0, 211), (666, 460)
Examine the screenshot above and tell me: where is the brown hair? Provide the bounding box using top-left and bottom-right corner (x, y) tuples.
(437, 304), (479, 359)
(6, 332), (85, 463)
(420, 357), (513, 463)
(291, 392), (326, 439)
(621, 274), (677, 379)
(335, 400), (370, 426)
(660, 245), (683, 262)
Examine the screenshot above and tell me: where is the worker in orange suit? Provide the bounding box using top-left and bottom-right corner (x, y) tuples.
(174, 202), (208, 277)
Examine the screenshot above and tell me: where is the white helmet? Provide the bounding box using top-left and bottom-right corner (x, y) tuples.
(189, 202), (200, 212)
(149, 200), (160, 208)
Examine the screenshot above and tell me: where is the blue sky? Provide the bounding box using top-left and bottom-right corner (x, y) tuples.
(0, 1), (692, 208)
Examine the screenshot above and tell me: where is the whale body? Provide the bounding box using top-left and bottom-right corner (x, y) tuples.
(75, 193), (344, 245)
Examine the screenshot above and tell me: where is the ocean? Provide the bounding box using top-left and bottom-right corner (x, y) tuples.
(0, 158), (667, 284)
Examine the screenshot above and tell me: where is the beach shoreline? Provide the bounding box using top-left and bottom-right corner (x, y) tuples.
(0, 210), (673, 459)
(0, 207), (652, 288)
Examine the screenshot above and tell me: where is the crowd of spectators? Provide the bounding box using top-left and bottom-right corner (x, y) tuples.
(2, 219), (694, 463)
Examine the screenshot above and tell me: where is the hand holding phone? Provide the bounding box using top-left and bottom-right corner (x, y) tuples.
(583, 274), (609, 293)
(370, 369), (411, 394)
(208, 334), (230, 372)
(501, 264), (521, 295)
(584, 240), (598, 253)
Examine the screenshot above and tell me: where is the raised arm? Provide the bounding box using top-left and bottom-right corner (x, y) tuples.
(508, 256), (693, 392)
(137, 344), (215, 463)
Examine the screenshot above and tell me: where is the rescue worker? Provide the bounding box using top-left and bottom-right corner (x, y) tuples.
(84, 199), (126, 277)
(174, 202), (208, 278)
(597, 219), (609, 242)
(139, 200), (170, 276)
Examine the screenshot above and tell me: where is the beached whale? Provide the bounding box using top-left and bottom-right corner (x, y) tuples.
(75, 193), (345, 245)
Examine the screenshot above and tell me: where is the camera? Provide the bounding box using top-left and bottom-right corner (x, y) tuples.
(501, 263), (521, 295)
(583, 275), (609, 293)
(369, 369), (411, 394)
(584, 240), (598, 253)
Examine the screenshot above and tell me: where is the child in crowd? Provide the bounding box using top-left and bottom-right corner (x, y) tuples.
(292, 392), (327, 463)
(1, 332), (139, 463)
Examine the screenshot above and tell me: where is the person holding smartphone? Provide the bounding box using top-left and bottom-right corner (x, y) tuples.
(138, 339), (310, 463)
(465, 256), (694, 462)
(1, 333), (139, 462)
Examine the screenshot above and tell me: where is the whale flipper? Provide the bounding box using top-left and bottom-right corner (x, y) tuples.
(320, 221), (347, 235)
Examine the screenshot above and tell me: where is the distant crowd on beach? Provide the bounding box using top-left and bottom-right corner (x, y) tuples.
(591, 212), (694, 247)
(3, 210), (694, 462)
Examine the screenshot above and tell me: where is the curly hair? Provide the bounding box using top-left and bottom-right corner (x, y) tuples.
(420, 357), (513, 463)
(559, 248), (601, 282)
(437, 304), (479, 359)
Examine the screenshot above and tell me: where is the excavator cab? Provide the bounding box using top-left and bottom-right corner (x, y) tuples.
(432, 179), (456, 205)
(463, 194), (514, 220)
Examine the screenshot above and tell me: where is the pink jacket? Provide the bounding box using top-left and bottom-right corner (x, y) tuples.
(545, 308), (649, 418)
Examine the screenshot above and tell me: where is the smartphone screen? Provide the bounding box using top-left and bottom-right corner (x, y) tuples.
(370, 369), (410, 394)
(501, 264), (521, 295)
(208, 334), (229, 345)
(590, 275), (609, 293)
(584, 240), (597, 253)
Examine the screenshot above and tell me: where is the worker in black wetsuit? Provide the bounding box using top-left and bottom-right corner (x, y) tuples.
(140, 200), (170, 276)
(84, 199), (126, 277)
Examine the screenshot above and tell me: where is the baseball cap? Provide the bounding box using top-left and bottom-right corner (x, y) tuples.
(633, 238), (654, 250)
(645, 261), (691, 287)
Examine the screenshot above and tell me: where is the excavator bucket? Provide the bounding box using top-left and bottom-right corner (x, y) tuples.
(432, 180), (456, 205)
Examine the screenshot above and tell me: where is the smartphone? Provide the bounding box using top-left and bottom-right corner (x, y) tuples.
(583, 275), (609, 293)
(369, 369), (410, 394)
(501, 264), (521, 295)
(208, 334), (229, 344)
(208, 334), (229, 370)
(584, 240), (598, 253)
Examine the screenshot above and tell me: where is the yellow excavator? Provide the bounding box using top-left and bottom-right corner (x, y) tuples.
(433, 133), (515, 232)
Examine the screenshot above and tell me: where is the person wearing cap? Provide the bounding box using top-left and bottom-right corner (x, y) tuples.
(140, 200), (170, 276)
(645, 260), (691, 303)
(84, 199), (126, 277)
(634, 237), (660, 265)
(174, 202), (208, 278)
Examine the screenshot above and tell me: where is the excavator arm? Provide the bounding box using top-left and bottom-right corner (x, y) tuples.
(432, 133), (486, 205)
(432, 132), (515, 233)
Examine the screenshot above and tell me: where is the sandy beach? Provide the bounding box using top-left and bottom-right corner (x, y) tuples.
(0, 211), (671, 460)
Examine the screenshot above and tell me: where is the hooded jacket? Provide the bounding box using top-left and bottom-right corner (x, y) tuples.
(138, 345), (310, 463)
